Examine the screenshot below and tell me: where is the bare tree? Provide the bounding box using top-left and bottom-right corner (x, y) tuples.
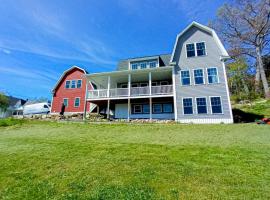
(212, 0), (270, 98)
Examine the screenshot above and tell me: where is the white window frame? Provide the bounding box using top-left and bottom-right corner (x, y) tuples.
(74, 97), (80, 107)
(182, 97), (194, 115)
(63, 98), (69, 107)
(65, 80), (71, 89)
(209, 96), (223, 114)
(185, 41), (207, 58)
(207, 67), (219, 84)
(195, 97), (208, 114)
(76, 79), (82, 88)
(193, 68), (205, 85)
(180, 69), (191, 86)
(196, 42), (207, 57)
(140, 62), (147, 69)
(133, 104), (142, 114)
(131, 63), (138, 70)
(149, 61), (158, 68)
(186, 43), (196, 58)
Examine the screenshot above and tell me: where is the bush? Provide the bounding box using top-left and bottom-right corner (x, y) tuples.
(0, 118), (25, 127)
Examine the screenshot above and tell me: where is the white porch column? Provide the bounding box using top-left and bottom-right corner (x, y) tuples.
(172, 67), (177, 121)
(149, 97), (152, 121)
(107, 76), (111, 98)
(83, 80), (89, 120)
(107, 99), (110, 120)
(127, 98), (130, 121)
(149, 72), (152, 95)
(128, 74), (131, 96)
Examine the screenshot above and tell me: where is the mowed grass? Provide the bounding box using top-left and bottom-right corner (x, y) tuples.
(0, 121), (270, 199)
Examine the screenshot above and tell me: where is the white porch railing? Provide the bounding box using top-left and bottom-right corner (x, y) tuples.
(87, 85), (173, 99)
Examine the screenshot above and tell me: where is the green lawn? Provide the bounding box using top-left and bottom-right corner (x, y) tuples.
(0, 121), (270, 199)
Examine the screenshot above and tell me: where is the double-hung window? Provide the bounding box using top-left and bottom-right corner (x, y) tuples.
(131, 63), (138, 70)
(65, 81), (71, 89)
(181, 70), (190, 86)
(71, 80), (76, 88)
(196, 97), (207, 114)
(140, 62), (147, 69)
(186, 43), (195, 57)
(194, 69), (204, 85)
(74, 97), (80, 107)
(183, 98), (193, 114)
(210, 97), (222, 114)
(149, 61), (157, 68)
(207, 68), (219, 84)
(77, 80), (82, 88)
(196, 42), (206, 56)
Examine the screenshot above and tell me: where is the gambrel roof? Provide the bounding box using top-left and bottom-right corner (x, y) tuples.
(51, 66), (88, 93)
(170, 21), (229, 63)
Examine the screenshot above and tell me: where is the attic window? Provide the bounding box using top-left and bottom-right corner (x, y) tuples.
(149, 61), (157, 68)
(196, 42), (206, 56)
(186, 44), (195, 57)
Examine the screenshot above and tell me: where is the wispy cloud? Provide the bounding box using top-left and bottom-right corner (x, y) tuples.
(0, 1), (117, 67)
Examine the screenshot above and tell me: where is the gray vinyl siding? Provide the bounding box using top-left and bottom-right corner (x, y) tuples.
(173, 26), (231, 120)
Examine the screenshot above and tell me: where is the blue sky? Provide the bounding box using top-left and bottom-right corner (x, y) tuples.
(0, 0), (225, 99)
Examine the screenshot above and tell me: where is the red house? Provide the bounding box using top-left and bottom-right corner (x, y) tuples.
(51, 66), (92, 115)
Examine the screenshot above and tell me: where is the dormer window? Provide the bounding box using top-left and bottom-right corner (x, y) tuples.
(130, 60), (159, 70)
(149, 61), (157, 68)
(131, 63), (138, 70)
(140, 62), (147, 69)
(186, 44), (195, 57)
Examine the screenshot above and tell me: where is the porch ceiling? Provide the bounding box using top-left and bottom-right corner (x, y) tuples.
(86, 66), (173, 88)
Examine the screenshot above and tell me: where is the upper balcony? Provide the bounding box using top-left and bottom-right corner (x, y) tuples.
(86, 66), (173, 100)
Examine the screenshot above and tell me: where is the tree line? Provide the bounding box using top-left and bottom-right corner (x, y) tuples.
(211, 0), (270, 102)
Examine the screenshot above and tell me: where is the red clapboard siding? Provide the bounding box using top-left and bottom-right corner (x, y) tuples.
(51, 67), (92, 113)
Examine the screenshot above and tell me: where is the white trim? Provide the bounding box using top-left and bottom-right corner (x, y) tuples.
(222, 61), (233, 121)
(196, 41), (207, 57)
(185, 43), (196, 58)
(193, 68), (205, 85)
(172, 67), (178, 121)
(178, 118), (233, 124)
(209, 96), (223, 115)
(195, 97), (208, 114)
(182, 97), (194, 115)
(170, 21), (229, 63)
(180, 69), (191, 86)
(206, 67), (220, 84)
(52, 66), (87, 92)
(76, 79), (82, 88)
(63, 98), (69, 107)
(133, 104), (143, 114)
(74, 97), (80, 107)
(87, 94), (174, 101)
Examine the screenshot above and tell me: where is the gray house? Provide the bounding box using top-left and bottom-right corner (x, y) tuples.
(84, 21), (233, 124)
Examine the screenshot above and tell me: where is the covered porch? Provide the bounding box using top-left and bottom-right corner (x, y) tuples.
(89, 97), (175, 120)
(86, 66), (174, 100)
